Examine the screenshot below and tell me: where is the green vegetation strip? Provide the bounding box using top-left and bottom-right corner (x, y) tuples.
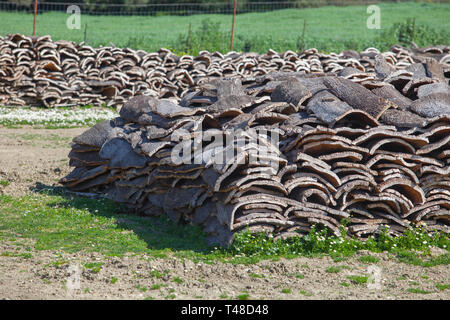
(1, 2), (449, 55)
(0, 106), (117, 129)
(0, 191), (448, 265)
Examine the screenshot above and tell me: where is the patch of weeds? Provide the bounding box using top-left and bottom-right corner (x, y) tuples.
(135, 284), (147, 292)
(249, 272), (265, 279)
(0, 251), (32, 259)
(42, 279), (51, 284)
(83, 262), (103, 273)
(195, 295), (203, 299)
(172, 276), (183, 284)
(150, 284), (166, 290)
(435, 283), (449, 291)
(83, 288), (90, 293)
(281, 288), (291, 294)
(340, 282), (350, 287)
(298, 289), (313, 297)
(409, 281), (420, 286)
(395, 250), (450, 267)
(0, 180), (9, 187)
(407, 288), (431, 294)
(420, 275), (429, 280)
(165, 294), (176, 299)
(219, 293), (228, 299)
(347, 275), (369, 285)
(237, 293), (250, 300)
(144, 296), (154, 300)
(110, 276), (118, 284)
(397, 276), (407, 281)
(149, 270), (164, 279)
(286, 272), (304, 279)
(359, 255), (380, 264)
(330, 255), (348, 263)
(326, 265), (349, 273)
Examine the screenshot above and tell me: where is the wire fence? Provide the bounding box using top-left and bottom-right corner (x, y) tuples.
(0, 1), (448, 54)
(0, 1), (443, 16)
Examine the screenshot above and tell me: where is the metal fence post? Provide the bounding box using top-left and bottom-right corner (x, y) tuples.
(230, 0), (237, 52)
(33, 0), (38, 36)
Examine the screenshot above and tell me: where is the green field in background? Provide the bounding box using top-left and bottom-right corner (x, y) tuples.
(1, 2), (449, 53)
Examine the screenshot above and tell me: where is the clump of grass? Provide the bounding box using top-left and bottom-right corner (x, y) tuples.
(435, 283), (449, 291)
(110, 277), (118, 284)
(299, 290), (313, 297)
(83, 262), (103, 274)
(237, 293), (250, 300)
(135, 284), (147, 292)
(407, 288), (431, 294)
(150, 270), (164, 279)
(172, 276), (183, 284)
(0, 180), (9, 187)
(1, 251), (32, 259)
(326, 265), (349, 273)
(359, 255), (380, 264)
(281, 288), (291, 294)
(340, 282), (350, 287)
(286, 272), (304, 279)
(150, 284), (165, 290)
(347, 275), (369, 285)
(249, 272), (265, 279)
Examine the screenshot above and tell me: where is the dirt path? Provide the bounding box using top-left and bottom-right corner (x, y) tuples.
(0, 126), (449, 300)
(0, 241), (448, 300)
(0, 126), (85, 196)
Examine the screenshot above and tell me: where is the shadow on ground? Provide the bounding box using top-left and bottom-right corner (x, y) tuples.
(30, 182), (213, 255)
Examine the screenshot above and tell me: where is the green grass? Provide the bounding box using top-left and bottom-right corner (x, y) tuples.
(150, 284), (165, 290)
(281, 288), (291, 294)
(1, 2), (449, 54)
(0, 180), (10, 187)
(0, 190), (448, 266)
(326, 265), (349, 273)
(407, 288), (431, 294)
(435, 283), (450, 291)
(172, 276), (183, 284)
(249, 272), (265, 279)
(286, 272), (304, 279)
(359, 255), (380, 264)
(237, 293), (250, 300)
(135, 284), (148, 292)
(298, 289), (313, 297)
(347, 275), (369, 285)
(149, 270), (164, 279)
(83, 262), (104, 273)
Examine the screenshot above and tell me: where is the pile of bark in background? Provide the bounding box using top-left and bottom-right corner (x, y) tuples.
(1, 33), (449, 108)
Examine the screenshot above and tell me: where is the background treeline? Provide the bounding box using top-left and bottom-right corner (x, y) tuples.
(0, 0), (436, 16)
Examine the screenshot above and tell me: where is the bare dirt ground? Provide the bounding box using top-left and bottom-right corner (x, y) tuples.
(0, 126), (449, 300)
